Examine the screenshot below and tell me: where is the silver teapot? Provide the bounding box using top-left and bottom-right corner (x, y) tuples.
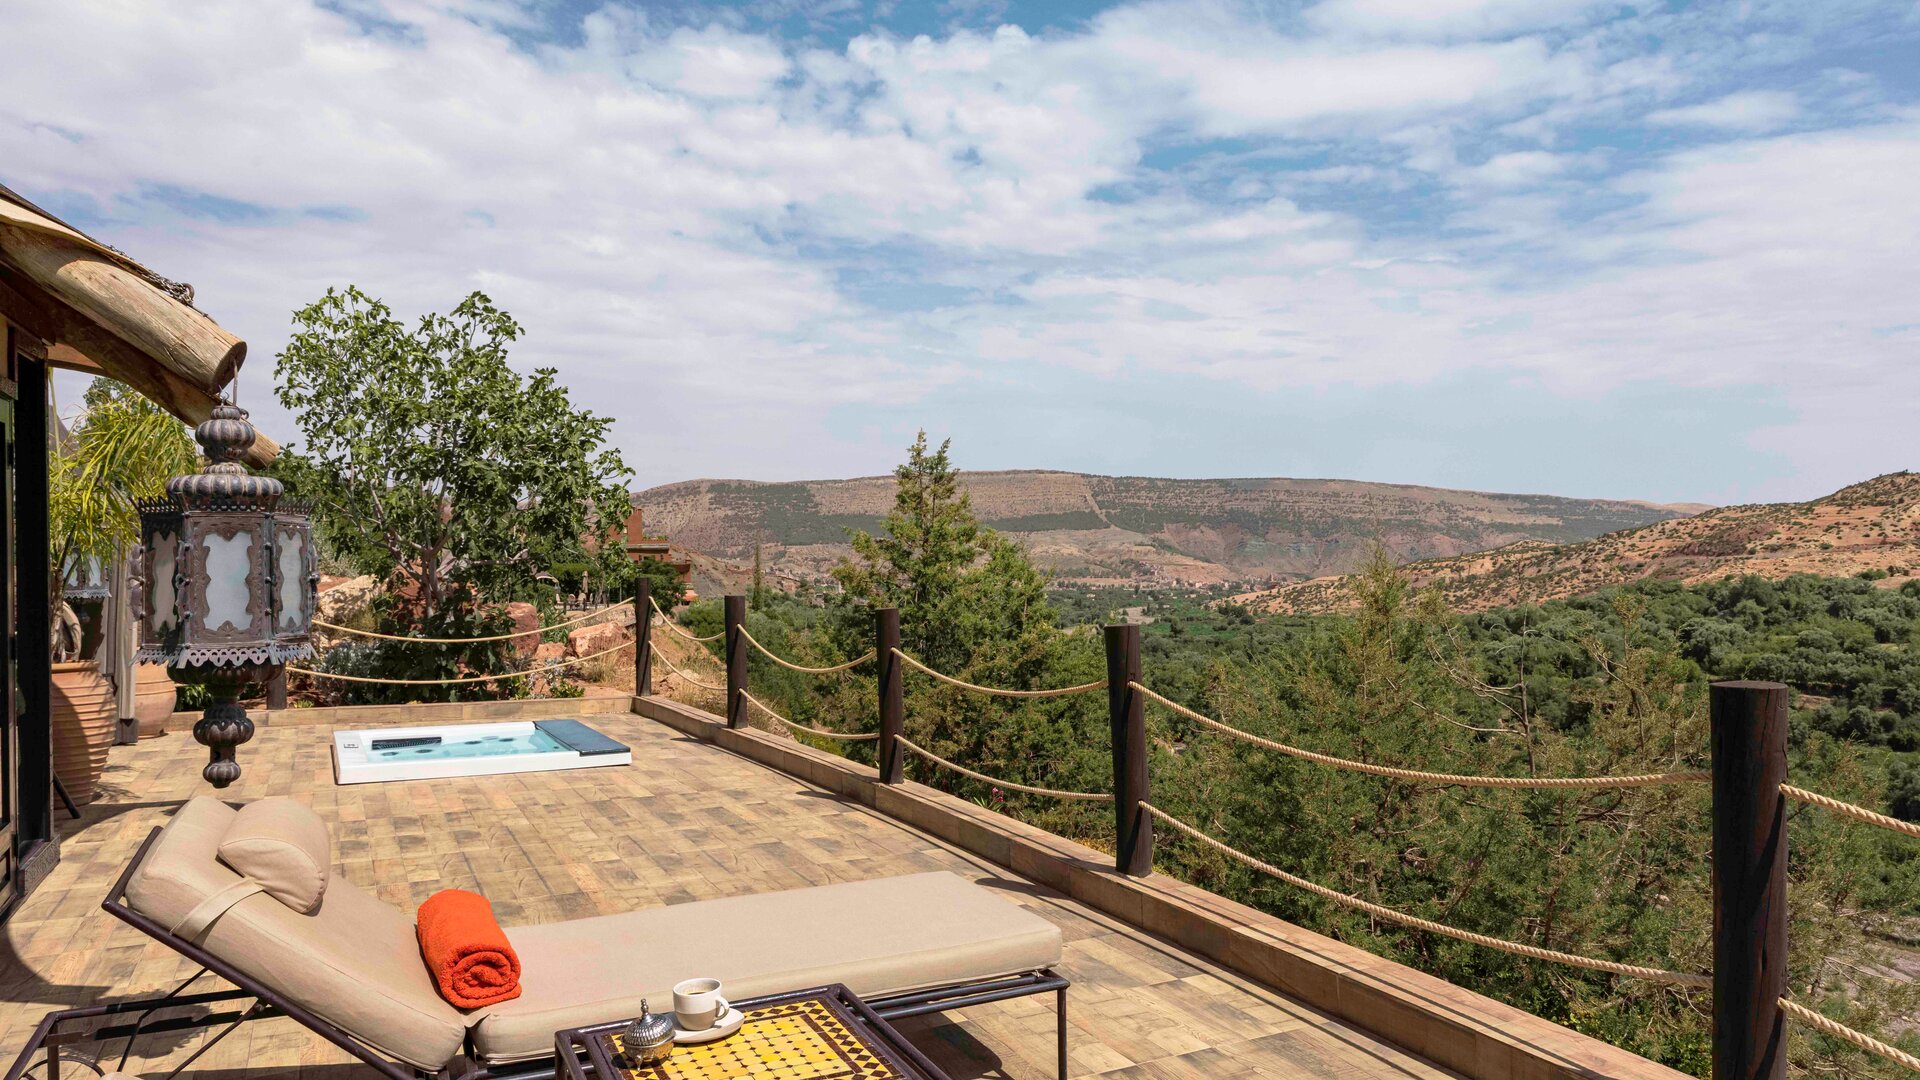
(622, 1000), (675, 1066)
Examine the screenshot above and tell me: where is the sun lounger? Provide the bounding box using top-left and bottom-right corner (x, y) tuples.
(10, 796), (1067, 1079)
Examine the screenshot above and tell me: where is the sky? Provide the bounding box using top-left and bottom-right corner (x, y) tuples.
(5, 0), (1918, 505)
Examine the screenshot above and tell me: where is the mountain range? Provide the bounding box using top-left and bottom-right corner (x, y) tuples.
(1228, 472), (1918, 614)
(632, 471), (1702, 591)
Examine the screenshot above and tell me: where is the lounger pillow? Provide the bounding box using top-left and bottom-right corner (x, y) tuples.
(216, 798), (330, 914)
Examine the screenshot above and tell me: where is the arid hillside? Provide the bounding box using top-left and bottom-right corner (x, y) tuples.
(1229, 472), (1919, 614)
(634, 471), (1698, 589)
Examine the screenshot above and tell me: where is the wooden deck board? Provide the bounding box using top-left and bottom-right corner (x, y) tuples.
(0, 711), (1461, 1080)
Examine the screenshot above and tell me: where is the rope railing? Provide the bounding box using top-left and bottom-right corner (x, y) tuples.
(1779, 997), (1920, 1074)
(892, 649), (1107, 699)
(313, 599), (634, 644)
(1132, 682), (1710, 790)
(650, 595), (724, 643)
(651, 646), (726, 692)
(896, 736), (1114, 802)
(288, 638), (633, 686)
(644, 611), (1910, 1074)
(738, 627), (874, 675)
(737, 689), (880, 742)
(1782, 784), (1920, 841)
(1141, 802), (1710, 988)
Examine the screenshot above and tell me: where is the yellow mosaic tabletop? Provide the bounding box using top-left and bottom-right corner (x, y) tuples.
(600, 993), (916, 1080)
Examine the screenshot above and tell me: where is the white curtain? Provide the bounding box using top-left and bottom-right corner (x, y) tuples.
(103, 545), (137, 742)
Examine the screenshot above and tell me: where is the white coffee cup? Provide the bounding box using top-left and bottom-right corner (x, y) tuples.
(673, 977), (729, 1030)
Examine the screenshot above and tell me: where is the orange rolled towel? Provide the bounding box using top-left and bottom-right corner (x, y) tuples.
(416, 889), (523, 1008)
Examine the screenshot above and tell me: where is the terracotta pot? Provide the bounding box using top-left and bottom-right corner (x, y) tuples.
(134, 664), (177, 739)
(51, 660), (116, 805)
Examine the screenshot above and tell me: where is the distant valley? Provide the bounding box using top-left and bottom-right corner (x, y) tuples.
(1230, 472), (1919, 614)
(632, 470), (1701, 593)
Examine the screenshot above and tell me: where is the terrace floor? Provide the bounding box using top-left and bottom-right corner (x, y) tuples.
(0, 709), (1461, 1080)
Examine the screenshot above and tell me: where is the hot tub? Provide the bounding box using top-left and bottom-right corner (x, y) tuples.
(331, 719), (631, 785)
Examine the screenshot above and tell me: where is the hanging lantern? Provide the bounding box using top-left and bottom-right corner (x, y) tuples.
(132, 404), (315, 788)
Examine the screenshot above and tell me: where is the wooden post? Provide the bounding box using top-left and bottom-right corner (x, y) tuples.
(16, 351), (53, 858)
(1712, 680), (1789, 1080)
(1104, 624), (1151, 876)
(265, 672), (287, 711)
(876, 608), (903, 783)
(725, 594), (747, 729)
(632, 577), (652, 697)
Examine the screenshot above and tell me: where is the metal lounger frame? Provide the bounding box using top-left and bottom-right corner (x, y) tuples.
(6, 826), (1072, 1080)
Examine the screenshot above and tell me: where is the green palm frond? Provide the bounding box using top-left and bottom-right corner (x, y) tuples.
(50, 379), (197, 590)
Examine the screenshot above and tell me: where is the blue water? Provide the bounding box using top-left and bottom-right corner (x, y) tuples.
(369, 730), (566, 762)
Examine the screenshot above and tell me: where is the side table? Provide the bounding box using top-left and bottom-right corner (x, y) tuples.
(554, 984), (954, 1080)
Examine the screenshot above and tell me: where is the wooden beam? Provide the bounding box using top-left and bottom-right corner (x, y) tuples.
(0, 264), (278, 467)
(44, 343), (103, 374)
(0, 221), (244, 391)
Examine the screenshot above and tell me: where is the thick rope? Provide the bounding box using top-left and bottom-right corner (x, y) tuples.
(1779, 997), (1920, 1073)
(1782, 785), (1920, 841)
(738, 627), (874, 674)
(649, 596), (723, 643)
(289, 639), (631, 685)
(895, 736), (1114, 802)
(893, 649), (1107, 699)
(737, 689), (880, 742)
(313, 600), (633, 643)
(1142, 802), (1710, 988)
(651, 647), (725, 691)
(1133, 683), (1709, 790)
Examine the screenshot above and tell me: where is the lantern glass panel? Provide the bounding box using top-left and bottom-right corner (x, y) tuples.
(65, 555), (108, 598)
(201, 529), (257, 634)
(150, 531), (178, 634)
(276, 528), (308, 629)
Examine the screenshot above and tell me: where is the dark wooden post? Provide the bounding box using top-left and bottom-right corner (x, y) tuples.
(1104, 624), (1151, 876)
(265, 672), (288, 711)
(1712, 680), (1789, 1080)
(16, 351), (53, 858)
(876, 608), (903, 783)
(632, 577), (653, 697)
(725, 594), (747, 728)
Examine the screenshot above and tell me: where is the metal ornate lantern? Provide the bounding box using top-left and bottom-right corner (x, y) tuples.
(133, 404), (315, 788)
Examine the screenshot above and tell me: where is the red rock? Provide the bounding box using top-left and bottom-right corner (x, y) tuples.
(567, 621), (629, 658)
(505, 602), (541, 656)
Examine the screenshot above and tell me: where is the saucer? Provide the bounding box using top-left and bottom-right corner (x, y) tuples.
(673, 1006), (744, 1044)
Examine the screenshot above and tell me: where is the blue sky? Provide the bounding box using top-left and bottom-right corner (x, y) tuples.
(7, 0), (1918, 504)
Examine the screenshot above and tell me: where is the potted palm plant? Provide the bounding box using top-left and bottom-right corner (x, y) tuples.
(49, 380), (196, 802)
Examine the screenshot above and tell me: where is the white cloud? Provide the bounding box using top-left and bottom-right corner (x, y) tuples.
(1456, 149), (1570, 186)
(1083, 2), (1584, 136)
(0, 0), (1912, 500)
(1648, 89), (1801, 132)
(623, 25), (794, 100)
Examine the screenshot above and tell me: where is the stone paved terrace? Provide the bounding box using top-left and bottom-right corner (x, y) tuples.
(0, 708), (1468, 1080)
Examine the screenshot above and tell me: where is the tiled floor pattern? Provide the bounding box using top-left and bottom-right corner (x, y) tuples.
(0, 712), (1459, 1080)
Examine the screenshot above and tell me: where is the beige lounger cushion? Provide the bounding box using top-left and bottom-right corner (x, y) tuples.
(471, 871), (1062, 1063)
(124, 797), (467, 1070)
(217, 798), (330, 913)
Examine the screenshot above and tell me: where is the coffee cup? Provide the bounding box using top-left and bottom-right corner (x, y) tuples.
(673, 977), (729, 1030)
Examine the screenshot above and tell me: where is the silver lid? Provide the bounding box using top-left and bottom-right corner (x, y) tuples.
(625, 1000), (675, 1050)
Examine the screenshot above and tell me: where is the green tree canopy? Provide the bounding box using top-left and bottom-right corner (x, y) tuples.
(275, 286), (633, 619)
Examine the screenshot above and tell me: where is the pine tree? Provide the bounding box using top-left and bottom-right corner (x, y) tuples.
(832, 432), (1054, 676)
